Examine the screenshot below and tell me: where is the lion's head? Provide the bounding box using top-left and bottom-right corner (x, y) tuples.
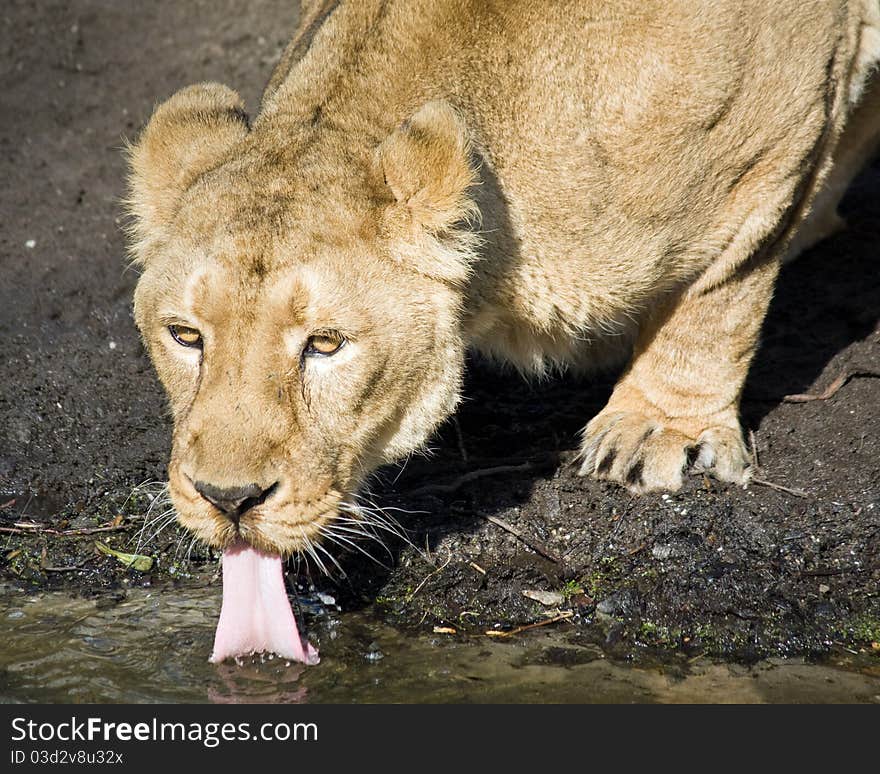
(127, 83), (478, 557)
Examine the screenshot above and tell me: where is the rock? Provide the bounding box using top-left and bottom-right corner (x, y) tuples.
(522, 589), (564, 606)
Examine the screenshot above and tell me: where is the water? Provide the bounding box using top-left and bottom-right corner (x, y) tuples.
(1, 584), (878, 703)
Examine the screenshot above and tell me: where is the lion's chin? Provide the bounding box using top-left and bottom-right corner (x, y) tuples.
(175, 508), (339, 559)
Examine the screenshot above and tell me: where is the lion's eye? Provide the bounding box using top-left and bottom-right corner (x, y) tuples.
(168, 324), (202, 348)
(304, 330), (345, 357)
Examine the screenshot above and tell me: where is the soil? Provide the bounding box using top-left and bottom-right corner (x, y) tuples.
(2, 0), (878, 664)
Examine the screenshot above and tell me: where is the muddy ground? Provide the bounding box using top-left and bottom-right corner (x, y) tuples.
(1, 0), (878, 664)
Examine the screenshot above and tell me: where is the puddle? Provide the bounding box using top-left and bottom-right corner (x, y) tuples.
(1, 584), (878, 703)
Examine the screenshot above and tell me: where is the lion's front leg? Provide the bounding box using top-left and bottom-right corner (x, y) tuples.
(579, 256), (780, 492)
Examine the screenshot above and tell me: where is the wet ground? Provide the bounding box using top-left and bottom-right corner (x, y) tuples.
(1, 0), (879, 700)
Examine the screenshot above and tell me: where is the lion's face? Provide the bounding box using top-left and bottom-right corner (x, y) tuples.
(128, 87), (476, 556)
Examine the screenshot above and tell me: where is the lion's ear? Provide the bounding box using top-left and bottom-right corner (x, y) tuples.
(378, 101), (478, 233)
(126, 83), (250, 256)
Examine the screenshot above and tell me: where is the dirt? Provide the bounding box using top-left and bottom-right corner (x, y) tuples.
(1, 0), (878, 665)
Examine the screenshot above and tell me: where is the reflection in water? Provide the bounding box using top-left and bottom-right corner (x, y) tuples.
(1, 584), (878, 703)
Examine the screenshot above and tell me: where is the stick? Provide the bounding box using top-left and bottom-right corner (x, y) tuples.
(405, 554), (453, 602)
(0, 524), (131, 536)
(799, 565), (875, 577)
(750, 477), (809, 498)
(407, 461), (534, 496)
(480, 513), (562, 564)
(43, 557), (93, 572)
(783, 370), (880, 403)
(452, 416), (468, 464)
(485, 611), (574, 638)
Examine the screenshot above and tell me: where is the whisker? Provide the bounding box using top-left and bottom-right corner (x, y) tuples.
(172, 529), (188, 559)
(391, 451), (414, 484)
(320, 524), (393, 566)
(355, 493), (422, 522)
(333, 513), (410, 550)
(312, 538), (347, 578)
(185, 534), (201, 563)
(324, 517), (400, 548)
(136, 509), (178, 552)
(121, 478), (166, 513)
(370, 504), (428, 516)
(302, 533), (330, 578)
(334, 509), (401, 531)
(337, 500), (417, 550)
(132, 482), (175, 553)
(328, 521), (394, 556)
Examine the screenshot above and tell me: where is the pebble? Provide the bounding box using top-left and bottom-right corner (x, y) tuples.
(25, 239), (36, 249)
(523, 589), (564, 606)
(596, 597), (618, 615)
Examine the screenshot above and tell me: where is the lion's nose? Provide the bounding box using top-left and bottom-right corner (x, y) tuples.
(193, 480), (278, 523)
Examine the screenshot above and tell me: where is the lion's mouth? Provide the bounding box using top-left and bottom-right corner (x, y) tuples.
(166, 468), (345, 663)
(210, 539), (319, 665)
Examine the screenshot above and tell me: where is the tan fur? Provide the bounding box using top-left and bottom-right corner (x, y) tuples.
(127, 0), (880, 556)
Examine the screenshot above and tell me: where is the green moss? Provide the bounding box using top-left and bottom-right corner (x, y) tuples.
(635, 620), (682, 648)
(848, 617), (880, 644)
(559, 580), (584, 600)
(586, 556), (623, 598)
(694, 623), (717, 644)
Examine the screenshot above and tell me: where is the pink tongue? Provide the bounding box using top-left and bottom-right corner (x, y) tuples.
(210, 541), (319, 665)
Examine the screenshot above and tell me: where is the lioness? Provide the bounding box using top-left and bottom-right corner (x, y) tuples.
(127, 1), (880, 661)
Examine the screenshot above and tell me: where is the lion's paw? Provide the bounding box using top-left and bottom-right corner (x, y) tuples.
(578, 410), (751, 493)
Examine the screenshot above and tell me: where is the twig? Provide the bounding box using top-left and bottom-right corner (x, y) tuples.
(799, 565), (875, 577)
(783, 369), (880, 403)
(749, 429), (760, 472)
(0, 498), (16, 510)
(0, 523), (131, 537)
(485, 611), (574, 638)
(58, 524), (130, 536)
(405, 553), (453, 603)
(43, 557), (94, 572)
(407, 461), (534, 496)
(452, 416), (468, 464)
(480, 513), (562, 564)
(751, 477), (809, 498)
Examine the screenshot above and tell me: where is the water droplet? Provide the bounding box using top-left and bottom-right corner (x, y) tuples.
(365, 641), (385, 662)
